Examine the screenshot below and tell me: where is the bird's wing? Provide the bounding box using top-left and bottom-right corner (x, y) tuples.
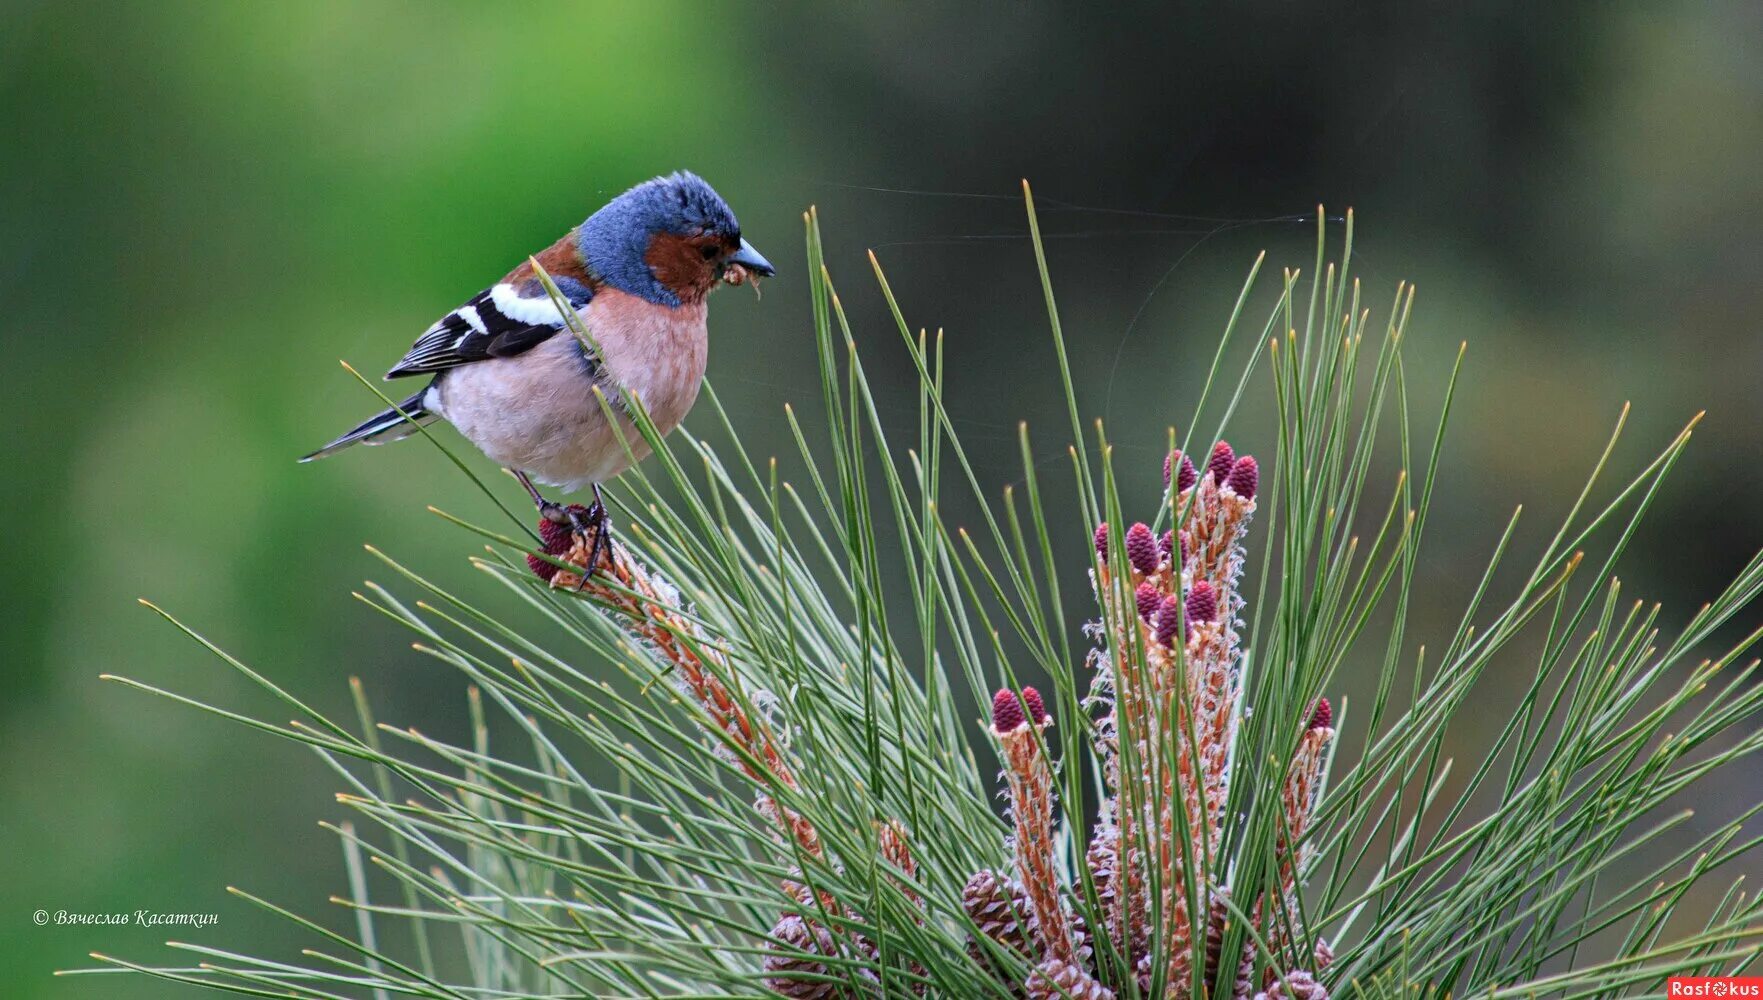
(386, 276), (597, 379)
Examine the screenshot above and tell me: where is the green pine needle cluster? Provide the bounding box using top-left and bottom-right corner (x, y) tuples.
(70, 189), (1763, 999)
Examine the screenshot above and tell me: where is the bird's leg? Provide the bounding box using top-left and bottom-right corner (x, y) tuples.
(584, 482), (613, 574)
(514, 469), (563, 520)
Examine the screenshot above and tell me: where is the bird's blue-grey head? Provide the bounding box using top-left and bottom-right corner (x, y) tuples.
(576, 171), (774, 306)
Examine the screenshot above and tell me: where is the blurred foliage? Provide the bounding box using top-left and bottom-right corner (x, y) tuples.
(2, 2), (1759, 996)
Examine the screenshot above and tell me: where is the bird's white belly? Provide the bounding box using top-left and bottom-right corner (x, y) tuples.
(431, 293), (708, 492)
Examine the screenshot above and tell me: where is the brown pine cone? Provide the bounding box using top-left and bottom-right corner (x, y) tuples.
(1026, 958), (1116, 1000)
(1231, 951), (1258, 1000)
(1252, 969), (1328, 1000)
(1312, 937), (1334, 970)
(963, 870), (1034, 957)
(1204, 889), (1257, 998)
(1067, 906), (1095, 967)
(1085, 826), (1147, 967)
(1202, 890), (1230, 986)
(1085, 828), (1118, 910)
(764, 914), (876, 999)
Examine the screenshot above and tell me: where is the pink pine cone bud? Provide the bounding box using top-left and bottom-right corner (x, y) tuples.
(526, 552), (560, 581)
(1226, 455), (1259, 499)
(1169, 450), (1199, 491)
(1308, 697), (1332, 731)
(992, 688), (1026, 732)
(1125, 522), (1158, 575)
(528, 505), (591, 580)
(537, 518), (573, 553)
(1021, 686), (1049, 725)
(1185, 580), (1218, 624)
(1207, 440), (1236, 484)
(1094, 522), (1110, 561)
(1154, 594), (1184, 646)
(1135, 582), (1161, 622)
(1158, 529), (1191, 566)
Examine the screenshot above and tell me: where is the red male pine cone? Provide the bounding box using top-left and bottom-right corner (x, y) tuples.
(1207, 441), (1236, 484)
(993, 688), (1027, 733)
(1154, 594), (1185, 646)
(526, 553), (560, 581)
(527, 505), (591, 580)
(1167, 449), (1199, 492)
(1186, 580), (1219, 625)
(1125, 522), (1159, 575)
(988, 686), (1046, 739)
(1135, 582), (1162, 622)
(1225, 455), (1259, 500)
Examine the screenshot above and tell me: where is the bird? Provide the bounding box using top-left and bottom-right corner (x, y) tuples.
(301, 170), (774, 568)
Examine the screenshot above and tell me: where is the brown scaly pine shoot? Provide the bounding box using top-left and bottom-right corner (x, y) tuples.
(1080, 445), (1272, 995)
(524, 509), (921, 997)
(1269, 699), (1336, 954)
(990, 687), (1116, 1000)
(527, 507), (818, 857)
(974, 447), (1334, 998)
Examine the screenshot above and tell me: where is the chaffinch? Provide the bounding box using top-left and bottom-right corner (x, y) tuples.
(302, 171), (774, 557)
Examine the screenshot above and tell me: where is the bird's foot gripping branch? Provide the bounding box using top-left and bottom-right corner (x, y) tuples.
(963, 445), (1334, 1000)
(527, 503), (617, 587)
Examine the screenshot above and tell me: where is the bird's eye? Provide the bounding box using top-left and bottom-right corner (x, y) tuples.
(699, 244), (719, 261)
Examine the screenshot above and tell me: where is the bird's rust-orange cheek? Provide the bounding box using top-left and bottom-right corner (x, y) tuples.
(644, 232), (719, 302)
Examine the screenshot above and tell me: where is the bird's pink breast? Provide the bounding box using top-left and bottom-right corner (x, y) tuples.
(432, 289), (709, 492)
(588, 289), (709, 436)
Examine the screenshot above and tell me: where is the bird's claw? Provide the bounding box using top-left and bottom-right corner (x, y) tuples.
(581, 501), (613, 583)
(535, 498), (612, 587)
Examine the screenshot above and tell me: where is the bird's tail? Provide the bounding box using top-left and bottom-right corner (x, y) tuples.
(299, 387), (436, 462)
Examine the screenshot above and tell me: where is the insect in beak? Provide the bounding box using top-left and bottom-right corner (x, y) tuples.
(728, 238), (775, 277)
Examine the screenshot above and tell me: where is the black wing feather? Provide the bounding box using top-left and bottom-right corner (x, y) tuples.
(385, 283), (592, 379)
(486, 322), (560, 358)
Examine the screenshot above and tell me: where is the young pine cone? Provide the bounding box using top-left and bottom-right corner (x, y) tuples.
(764, 914), (875, 999)
(1204, 890), (1256, 999)
(1026, 958), (1115, 1000)
(964, 869), (1034, 959)
(1086, 828), (1144, 960)
(1252, 969), (1328, 1000)
(1085, 829), (1118, 911)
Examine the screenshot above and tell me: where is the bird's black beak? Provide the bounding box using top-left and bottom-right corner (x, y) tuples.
(729, 238), (775, 277)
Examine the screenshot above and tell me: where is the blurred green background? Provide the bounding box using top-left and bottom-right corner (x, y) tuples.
(4, 2), (1761, 994)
